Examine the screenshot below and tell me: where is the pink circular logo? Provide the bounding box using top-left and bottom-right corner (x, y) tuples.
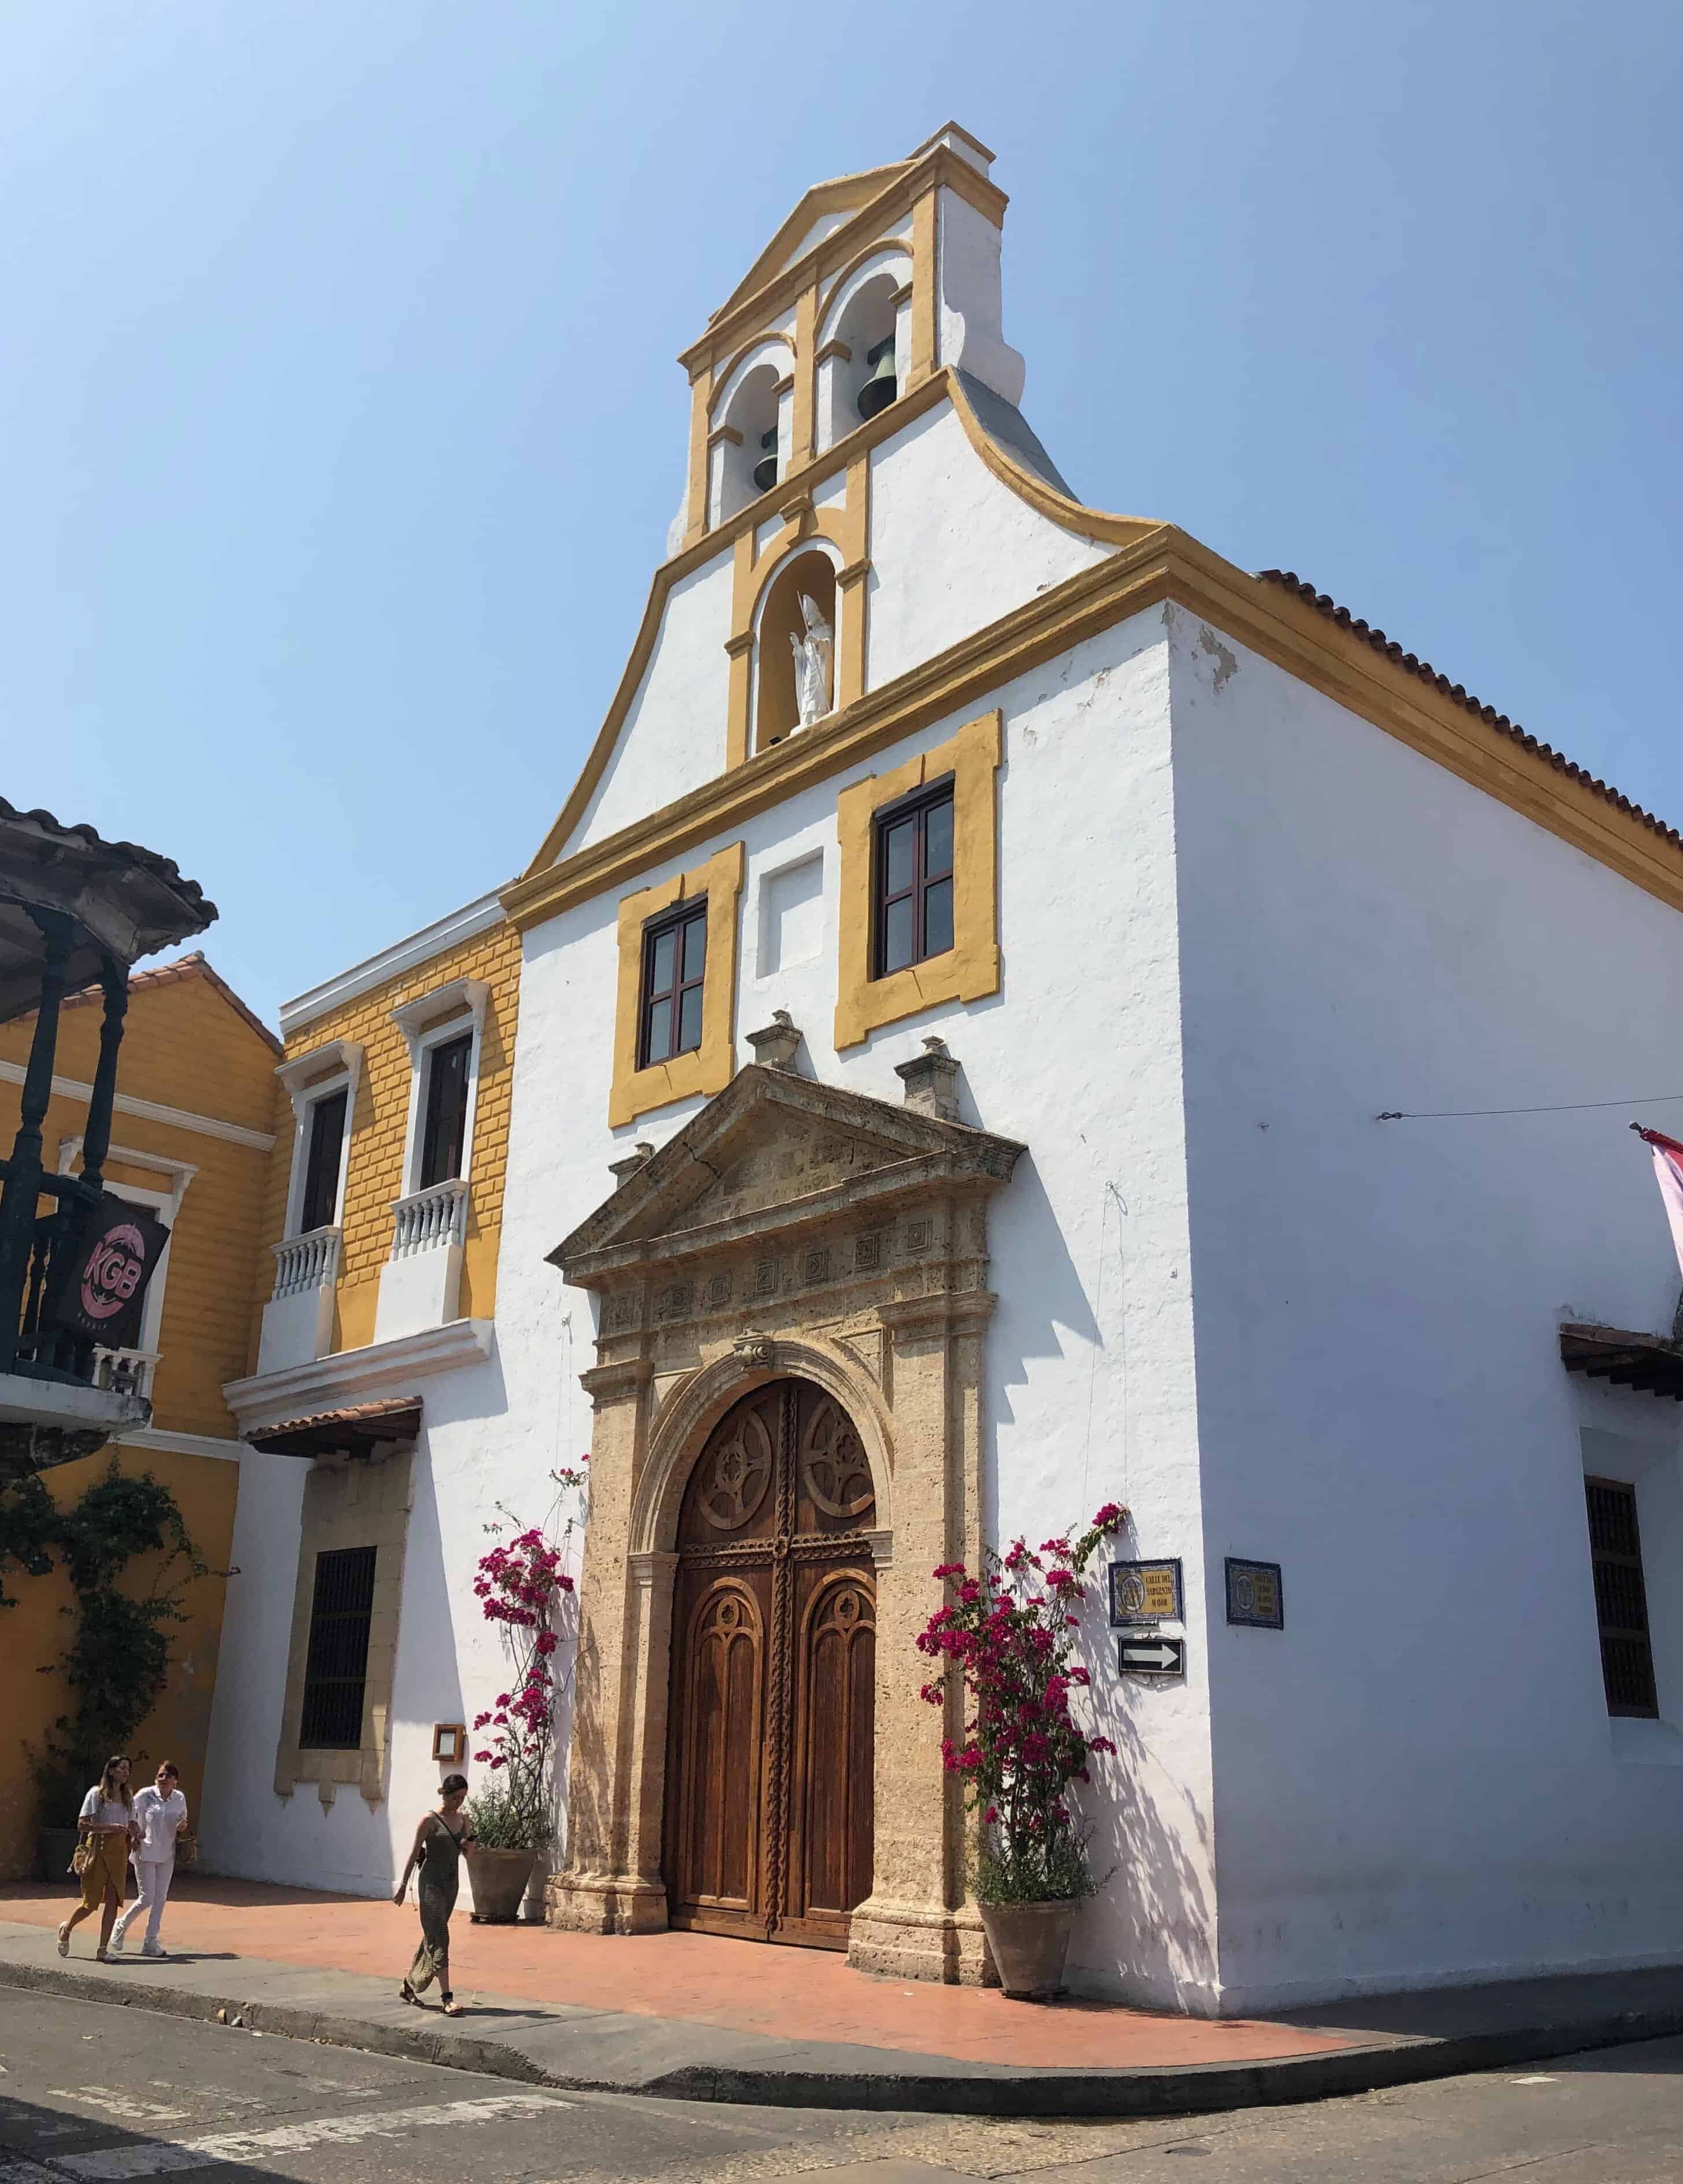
(80, 1220), (148, 1322)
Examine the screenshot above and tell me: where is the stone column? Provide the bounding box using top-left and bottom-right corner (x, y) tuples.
(548, 1355), (669, 1935)
(848, 1285), (996, 1986)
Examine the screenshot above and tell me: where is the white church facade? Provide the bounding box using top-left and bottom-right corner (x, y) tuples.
(206, 124), (1683, 2016)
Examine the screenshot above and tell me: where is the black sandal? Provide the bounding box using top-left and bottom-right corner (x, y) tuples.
(399, 1981), (419, 2006)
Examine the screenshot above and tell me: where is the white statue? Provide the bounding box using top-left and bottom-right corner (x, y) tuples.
(788, 593), (834, 728)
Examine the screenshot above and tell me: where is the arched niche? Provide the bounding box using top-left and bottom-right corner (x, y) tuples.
(710, 360), (783, 526)
(753, 545), (839, 752)
(817, 259), (907, 452)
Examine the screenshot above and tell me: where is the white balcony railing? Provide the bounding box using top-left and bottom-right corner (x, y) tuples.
(390, 1179), (467, 1261)
(271, 1224), (341, 1300)
(92, 1346), (160, 1400)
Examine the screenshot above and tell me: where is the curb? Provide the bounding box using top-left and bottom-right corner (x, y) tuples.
(3, 1958), (1682, 2118)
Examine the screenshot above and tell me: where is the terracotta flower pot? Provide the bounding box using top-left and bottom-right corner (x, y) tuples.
(978, 1897), (1079, 1999)
(463, 1845), (539, 1923)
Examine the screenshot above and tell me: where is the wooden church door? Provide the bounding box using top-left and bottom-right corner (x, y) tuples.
(665, 1378), (877, 1949)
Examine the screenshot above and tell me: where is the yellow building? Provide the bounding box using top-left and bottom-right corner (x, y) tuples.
(0, 954), (280, 1877)
(210, 895), (521, 1888)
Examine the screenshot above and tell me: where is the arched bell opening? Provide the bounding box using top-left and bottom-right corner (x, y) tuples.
(712, 362), (783, 525)
(754, 547), (839, 752)
(818, 271), (902, 452)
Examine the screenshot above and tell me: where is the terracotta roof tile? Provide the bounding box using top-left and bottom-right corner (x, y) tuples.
(57, 950), (282, 1055)
(244, 1397), (422, 1456)
(1258, 571), (1682, 851)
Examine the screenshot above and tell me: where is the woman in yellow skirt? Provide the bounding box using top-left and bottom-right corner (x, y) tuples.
(57, 1755), (139, 1961)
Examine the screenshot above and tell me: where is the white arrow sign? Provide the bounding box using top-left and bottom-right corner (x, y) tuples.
(1118, 1636), (1185, 1676)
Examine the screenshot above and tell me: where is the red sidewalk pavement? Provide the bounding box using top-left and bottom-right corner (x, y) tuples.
(0, 1877), (1352, 2073)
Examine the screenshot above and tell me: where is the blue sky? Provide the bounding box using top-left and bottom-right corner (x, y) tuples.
(3, 2), (1677, 1024)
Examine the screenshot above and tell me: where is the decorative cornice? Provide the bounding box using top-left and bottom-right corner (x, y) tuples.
(278, 891), (507, 1039)
(0, 1059), (275, 1152)
(222, 1318), (495, 1433)
(115, 1426), (245, 1462)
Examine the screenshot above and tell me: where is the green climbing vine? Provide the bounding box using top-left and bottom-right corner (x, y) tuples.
(0, 1459), (204, 1820)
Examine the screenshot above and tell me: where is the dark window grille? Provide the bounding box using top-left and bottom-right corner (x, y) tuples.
(873, 781), (955, 978)
(299, 1089), (347, 1234)
(640, 902), (707, 1068)
(1586, 1477), (1659, 1718)
(418, 1032), (473, 1189)
(299, 1545), (377, 1750)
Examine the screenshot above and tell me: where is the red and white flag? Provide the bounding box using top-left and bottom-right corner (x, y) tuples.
(1634, 1126), (1683, 1279)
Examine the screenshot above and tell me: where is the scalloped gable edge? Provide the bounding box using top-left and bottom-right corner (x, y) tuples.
(517, 367), (1157, 882)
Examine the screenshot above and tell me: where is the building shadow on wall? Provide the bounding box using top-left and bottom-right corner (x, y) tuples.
(1067, 1591), (1216, 2013)
(391, 1437), (467, 1798)
(985, 1149), (1103, 1425)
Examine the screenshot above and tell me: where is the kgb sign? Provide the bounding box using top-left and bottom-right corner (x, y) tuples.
(40, 1193), (171, 1352)
(1109, 1557), (1183, 1626)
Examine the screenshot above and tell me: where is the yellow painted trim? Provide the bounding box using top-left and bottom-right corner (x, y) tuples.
(681, 147), (1005, 379)
(945, 372), (1150, 548)
(816, 239), (915, 342)
(726, 456), (869, 764)
(724, 533), (757, 770)
(684, 374), (711, 546)
(909, 193), (938, 390)
(708, 328), (797, 418)
(791, 285), (817, 468)
(524, 368), (956, 881)
(608, 841), (745, 1129)
(715, 161), (914, 322)
(507, 519), (1683, 945)
(834, 711), (1001, 1049)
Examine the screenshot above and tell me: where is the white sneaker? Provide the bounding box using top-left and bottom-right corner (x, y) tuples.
(108, 1928), (127, 1953)
(140, 1941), (167, 1958)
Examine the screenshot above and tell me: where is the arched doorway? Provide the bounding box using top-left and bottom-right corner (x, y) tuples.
(664, 1377), (876, 1949)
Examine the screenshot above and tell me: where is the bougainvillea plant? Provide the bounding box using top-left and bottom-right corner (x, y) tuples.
(467, 1456), (587, 1850)
(916, 1501), (1128, 1903)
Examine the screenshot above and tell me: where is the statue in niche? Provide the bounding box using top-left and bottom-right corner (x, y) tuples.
(788, 593), (834, 728)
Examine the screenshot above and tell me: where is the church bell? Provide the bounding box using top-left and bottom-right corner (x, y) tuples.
(856, 337), (897, 421)
(752, 429), (779, 494)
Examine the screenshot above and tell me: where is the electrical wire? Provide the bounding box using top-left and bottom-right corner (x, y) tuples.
(1376, 1093), (1683, 1121)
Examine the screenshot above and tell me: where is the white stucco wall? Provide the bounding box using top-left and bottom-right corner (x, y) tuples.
(564, 551), (736, 856)
(864, 404), (1110, 694)
(1166, 602), (1683, 2009)
(488, 603), (1223, 2006)
(200, 1341), (588, 1898)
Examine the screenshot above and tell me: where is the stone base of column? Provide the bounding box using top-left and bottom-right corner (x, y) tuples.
(544, 1869), (669, 1935)
(845, 1894), (995, 1986)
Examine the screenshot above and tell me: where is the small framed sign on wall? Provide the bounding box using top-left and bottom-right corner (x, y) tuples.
(1225, 1559), (1284, 1629)
(432, 1723), (466, 1764)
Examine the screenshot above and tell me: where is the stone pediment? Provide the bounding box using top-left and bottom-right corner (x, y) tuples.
(551, 1064), (1023, 1286)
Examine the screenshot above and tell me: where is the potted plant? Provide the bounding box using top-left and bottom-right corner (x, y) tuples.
(464, 1464), (584, 1922)
(916, 1501), (1128, 1998)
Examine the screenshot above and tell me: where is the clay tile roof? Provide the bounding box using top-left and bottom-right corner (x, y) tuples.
(244, 1397), (422, 1458)
(0, 795), (216, 914)
(1258, 571), (1683, 852)
(59, 949), (282, 1055)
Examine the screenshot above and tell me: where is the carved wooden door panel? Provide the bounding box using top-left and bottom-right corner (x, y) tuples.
(666, 1379), (876, 1949)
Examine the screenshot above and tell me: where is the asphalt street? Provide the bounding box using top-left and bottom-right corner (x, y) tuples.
(3, 1987), (1683, 2182)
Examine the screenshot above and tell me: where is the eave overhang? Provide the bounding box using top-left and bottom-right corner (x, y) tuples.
(244, 1396), (423, 1458)
(1560, 1322), (1683, 1401)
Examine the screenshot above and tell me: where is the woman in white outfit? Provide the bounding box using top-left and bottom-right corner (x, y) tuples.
(111, 1761), (187, 1957)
